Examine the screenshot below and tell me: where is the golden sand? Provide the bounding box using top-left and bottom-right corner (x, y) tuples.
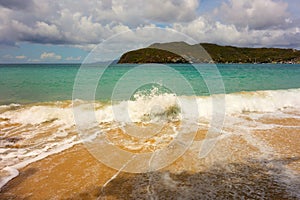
(253, 127), (300, 171)
(259, 117), (300, 126)
(1, 116), (299, 199)
(0, 144), (117, 199)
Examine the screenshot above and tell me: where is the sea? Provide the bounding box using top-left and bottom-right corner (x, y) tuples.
(0, 63), (300, 199)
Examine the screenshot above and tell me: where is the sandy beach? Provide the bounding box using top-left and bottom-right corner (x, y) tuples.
(1, 114), (299, 199)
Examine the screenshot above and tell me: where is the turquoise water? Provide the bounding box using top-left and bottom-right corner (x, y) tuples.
(0, 63), (300, 104)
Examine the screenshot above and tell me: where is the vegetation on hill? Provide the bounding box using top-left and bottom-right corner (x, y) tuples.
(118, 42), (300, 64)
(118, 48), (188, 64)
(201, 43), (300, 64)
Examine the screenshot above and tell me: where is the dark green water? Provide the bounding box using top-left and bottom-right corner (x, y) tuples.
(0, 63), (299, 104)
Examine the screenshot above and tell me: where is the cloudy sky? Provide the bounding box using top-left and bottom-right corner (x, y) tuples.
(0, 0), (299, 63)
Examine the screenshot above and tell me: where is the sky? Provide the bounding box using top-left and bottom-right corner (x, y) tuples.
(0, 0), (300, 63)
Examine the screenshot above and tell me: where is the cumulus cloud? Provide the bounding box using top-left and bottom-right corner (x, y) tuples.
(111, 0), (199, 23)
(0, 0), (299, 52)
(173, 17), (245, 46)
(15, 55), (26, 59)
(172, 15), (300, 48)
(40, 52), (62, 60)
(217, 0), (290, 30)
(168, 0), (300, 49)
(0, 0), (199, 47)
(9, 20), (63, 44)
(1, 54), (27, 62)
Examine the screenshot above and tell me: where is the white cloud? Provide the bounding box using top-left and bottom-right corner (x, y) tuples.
(172, 15), (300, 48)
(0, 0), (199, 47)
(40, 52), (62, 60)
(15, 55), (26, 59)
(0, 0), (300, 51)
(173, 16), (243, 44)
(111, 0), (199, 24)
(217, 0), (289, 30)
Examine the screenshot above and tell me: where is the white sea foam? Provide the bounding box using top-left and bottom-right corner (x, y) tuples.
(0, 138), (80, 189)
(1, 88), (299, 126)
(0, 104), (21, 114)
(224, 88), (300, 113)
(1, 105), (75, 125)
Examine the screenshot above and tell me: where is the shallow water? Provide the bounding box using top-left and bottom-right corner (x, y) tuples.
(1, 63), (300, 104)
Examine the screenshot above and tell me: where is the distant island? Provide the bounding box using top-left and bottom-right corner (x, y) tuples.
(118, 42), (300, 64)
(118, 47), (188, 64)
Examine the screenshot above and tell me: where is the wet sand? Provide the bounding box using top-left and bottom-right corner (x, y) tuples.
(0, 144), (117, 199)
(1, 117), (300, 199)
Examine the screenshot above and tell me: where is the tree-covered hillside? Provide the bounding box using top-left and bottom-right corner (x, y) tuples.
(118, 42), (300, 64)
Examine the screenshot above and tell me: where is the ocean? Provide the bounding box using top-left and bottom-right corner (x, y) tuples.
(1, 63), (300, 104)
(0, 63), (300, 199)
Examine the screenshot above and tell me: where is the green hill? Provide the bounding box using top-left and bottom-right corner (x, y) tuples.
(201, 43), (300, 63)
(118, 42), (300, 64)
(118, 47), (188, 64)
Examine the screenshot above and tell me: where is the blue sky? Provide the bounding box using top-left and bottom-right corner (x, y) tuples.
(0, 0), (299, 63)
